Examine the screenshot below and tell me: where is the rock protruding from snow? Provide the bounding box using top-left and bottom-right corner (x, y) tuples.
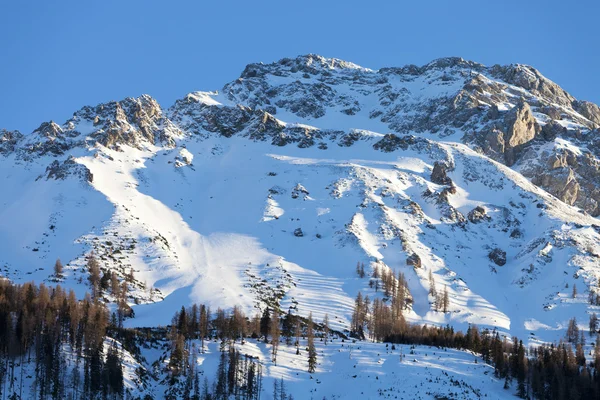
(467, 206), (489, 223)
(291, 184), (309, 199)
(44, 156), (93, 183)
(406, 253), (422, 269)
(488, 248), (507, 266)
(431, 161), (452, 185)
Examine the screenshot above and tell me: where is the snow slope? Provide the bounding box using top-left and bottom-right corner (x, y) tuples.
(1, 54), (600, 351)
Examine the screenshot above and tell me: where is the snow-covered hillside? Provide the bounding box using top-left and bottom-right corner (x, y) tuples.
(2, 54), (600, 393)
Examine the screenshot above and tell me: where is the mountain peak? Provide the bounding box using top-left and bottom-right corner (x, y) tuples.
(239, 53), (371, 79)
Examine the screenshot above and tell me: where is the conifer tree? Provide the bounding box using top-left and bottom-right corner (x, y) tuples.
(307, 313), (317, 373)
(54, 258), (63, 279)
(323, 313), (330, 345)
(271, 308), (281, 364)
(87, 253), (101, 299)
(260, 307), (271, 342)
(294, 318), (301, 355)
(442, 285), (449, 313)
(589, 312), (598, 335)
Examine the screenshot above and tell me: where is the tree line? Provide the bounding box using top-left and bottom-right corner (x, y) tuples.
(0, 279), (123, 400)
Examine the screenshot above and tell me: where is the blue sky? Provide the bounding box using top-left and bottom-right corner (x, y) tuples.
(1, 0), (598, 133)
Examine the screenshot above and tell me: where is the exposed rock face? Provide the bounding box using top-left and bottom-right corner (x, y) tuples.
(533, 168), (580, 206)
(520, 146), (600, 216)
(431, 161), (452, 185)
(4, 54), (600, 218)
(489, 248), (507, 266)
(502, 102), (541, 166)
(489, 64), (575, 107)
(573, 100), (600, 127)
(25, 121), (71, 156)
(0, 129), (23, 154)
(79, 95), (178, 149)
(541, 121), (567, 141)
(17, 95), (180, 159)
(293, 228), (304, 237)
(477, 102), (541, 166)
(44, 156), (93, 182)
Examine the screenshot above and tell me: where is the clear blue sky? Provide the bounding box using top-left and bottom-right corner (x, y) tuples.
(1, 0), (598, 133)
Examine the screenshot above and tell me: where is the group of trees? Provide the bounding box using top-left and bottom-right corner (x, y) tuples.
(368, 265), (409, 302)
(587, 290), (600, 306)
(0, 279), (123, 400)
(349, 270), (600, 400)
(428, 270), (449, 313)
(384, 321), (600, 399)
(166, 305), (322, 380)
(84, 254), (134, 327)
(4, 251), (600, 400)
(352, 262), (416, 340)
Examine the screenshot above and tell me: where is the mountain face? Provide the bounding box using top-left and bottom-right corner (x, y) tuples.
(1, 54), (600, 347)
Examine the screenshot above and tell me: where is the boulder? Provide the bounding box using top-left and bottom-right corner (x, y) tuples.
(406, 253), (422, 269)
(293, 228), (304, 237)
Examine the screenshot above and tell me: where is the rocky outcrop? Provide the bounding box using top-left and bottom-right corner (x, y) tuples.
(0, 129), (23, 154)
(82, 95), (178, 149)
(467, 206), (489, 223)
(291, 184), (309, 199)
(521, 146), (600, 216)
(431, 161), (452, 185)
(501, 102), (541, 166)
(406, 253), (422, 269)
(489, 64), (575, 107)
(24, 121), (71, 156)
(573, 100), (600, 128)
(534, 168), (580, 206)
(541, 121), (567, 141)
(489, 248), (507, 266)
(478, 101), (541, 166)
(44, 156), (93, 183)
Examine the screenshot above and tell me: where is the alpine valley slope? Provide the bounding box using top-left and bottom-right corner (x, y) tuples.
(1, 54), (600, 351)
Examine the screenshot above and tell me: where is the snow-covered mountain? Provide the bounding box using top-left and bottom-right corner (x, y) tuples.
(2, 53), (600, 351)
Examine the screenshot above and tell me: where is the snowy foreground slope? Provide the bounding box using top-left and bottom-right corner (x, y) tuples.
(7, 335), (514, 399)
(1, 54), (600, 398)
(141, 338), (515, 399)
